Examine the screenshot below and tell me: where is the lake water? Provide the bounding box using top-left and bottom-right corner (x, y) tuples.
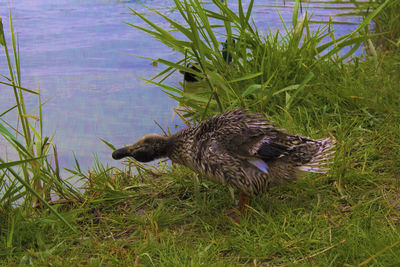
(0, 0), (360, 174)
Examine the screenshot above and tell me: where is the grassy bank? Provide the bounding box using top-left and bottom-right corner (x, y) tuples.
(1, 0), (400, 266)
(3, 53), (398, 266)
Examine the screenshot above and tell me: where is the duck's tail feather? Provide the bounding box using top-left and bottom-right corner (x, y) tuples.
(297, 137), (336, 173)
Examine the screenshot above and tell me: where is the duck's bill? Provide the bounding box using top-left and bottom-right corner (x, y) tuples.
(112, 147), (131, 160)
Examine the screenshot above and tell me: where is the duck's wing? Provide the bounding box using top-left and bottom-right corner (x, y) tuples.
(255, 139), (291, 159)
(225, 134), (292, 161)
(199, 109), (311, 160)
(208, 110), (292, 159)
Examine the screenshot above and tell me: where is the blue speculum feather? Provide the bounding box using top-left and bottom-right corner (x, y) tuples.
(249, 159), (269, 173)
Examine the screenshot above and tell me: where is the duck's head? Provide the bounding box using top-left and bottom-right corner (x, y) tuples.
(112, 134), (169, 162)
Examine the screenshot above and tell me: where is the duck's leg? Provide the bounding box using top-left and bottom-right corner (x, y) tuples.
(224, 192), (251, 223)
(237, 192), (251, 215)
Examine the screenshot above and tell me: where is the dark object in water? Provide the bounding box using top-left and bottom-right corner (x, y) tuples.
(181, 39), (235, 83)
(181, 63), (201, 83)
(222, 39), (235, 64)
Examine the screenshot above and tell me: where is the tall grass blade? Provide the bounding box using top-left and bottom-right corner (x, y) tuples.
(1, 162), (77, 233)
(100, 138), (116, 151)
(0, 157), (43, 169)
(292, 0), (301, 27)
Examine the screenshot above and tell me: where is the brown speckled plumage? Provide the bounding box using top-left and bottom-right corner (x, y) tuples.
(112, 109), (335, 196)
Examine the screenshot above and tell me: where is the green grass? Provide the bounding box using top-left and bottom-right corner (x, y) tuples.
(372, 0), (400, 51)
(2, 51), (399, 266)
(1, 0), (400, 266)
(126, 0), (392, 120)
(0, 15), (81, 233)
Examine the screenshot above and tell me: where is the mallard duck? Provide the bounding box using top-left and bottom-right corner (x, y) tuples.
(112, 109), (335, 218)
(221, 39), (235, 64)
(181, 63), (202, 83)
(180, 39), (234, 84)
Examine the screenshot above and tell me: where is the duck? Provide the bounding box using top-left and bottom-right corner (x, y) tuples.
(112, 109), (335, 219)
(181, 63), (202, 83)
(180, 39), (235, 84)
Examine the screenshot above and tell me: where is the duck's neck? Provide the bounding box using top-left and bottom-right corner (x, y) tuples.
(151, 135), (172, 159)
(165, 128), (194, 164)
